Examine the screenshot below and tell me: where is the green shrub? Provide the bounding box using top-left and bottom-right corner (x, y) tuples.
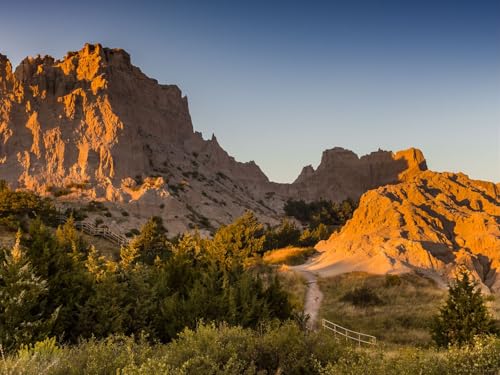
(384, 274), (402, 287)
(431, 270), (497, 347)
(341, 286), (384, 307)
(1, 327), (500, 374)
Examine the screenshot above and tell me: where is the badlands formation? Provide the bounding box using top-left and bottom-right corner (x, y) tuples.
(0, 43), (425, 234)
(310, 171), (500, 292)
(0, 44), (498, 289)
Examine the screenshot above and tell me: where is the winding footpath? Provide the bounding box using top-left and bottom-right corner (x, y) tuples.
(294, 268), (323, 330)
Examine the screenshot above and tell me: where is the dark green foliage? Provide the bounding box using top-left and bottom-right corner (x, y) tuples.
(385, 274), (402, 287)
(264, 219), (301, 250)
(341, 286), (384, 307)
(298, 223), (331, 247)
(432, 270), (497, 347)
(0, 185), (295, 353)
(284, 197), (357, 228)
(0, 232), (58, 351)
(26, 219), (92, 342)
(0, 180), (57, 229)
(127, 216), (170, 265)
(0, 208), (294, 351)
(209, 211), (265, 262)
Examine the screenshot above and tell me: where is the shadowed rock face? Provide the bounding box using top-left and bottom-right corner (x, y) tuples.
(285, 147), (427, 201)
(312, 171), (500, 293)
(0, 43), (429, 234)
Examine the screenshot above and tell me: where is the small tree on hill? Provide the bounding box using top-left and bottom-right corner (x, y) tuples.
(431, 269), (496, 347)
(129, 216), (170, 265)
(210, 211), (265, 264)
(0, 231), (58, 352)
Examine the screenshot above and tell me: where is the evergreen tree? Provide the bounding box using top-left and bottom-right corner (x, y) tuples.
(119, 244), (140, 270)
(0, 231), (58, 352)
(432, 269), (497, 347)
(27, 219), (92, 342)
(129, 216), (171, 265)
(210, 211), (265, 266)
(55, 216), (86, 254)
(264, 219), (301, 250)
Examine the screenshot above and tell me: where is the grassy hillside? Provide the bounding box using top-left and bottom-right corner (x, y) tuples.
(318, 272), (448, 347)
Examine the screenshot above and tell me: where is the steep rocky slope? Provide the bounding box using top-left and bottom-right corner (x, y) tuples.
(308, 171), (500, 292)
(0, 44), (281, 233)
(0, 43), (429, 234)
(277, 147), (427, 202)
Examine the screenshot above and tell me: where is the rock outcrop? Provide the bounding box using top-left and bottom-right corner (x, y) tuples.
(0, 44), (278, 234)
(284, 147), (427, 202)
(309, 171), (500, 292)
(0, 43), (433, 234)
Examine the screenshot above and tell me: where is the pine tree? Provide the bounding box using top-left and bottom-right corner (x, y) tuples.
(129, 216), (170, 265)
(27, 219), (92, 342)
(432, 269), (496, 347)
(119, 244), (140, 270)
(0, 231), (58, 352)
(210, 211), (265, 266)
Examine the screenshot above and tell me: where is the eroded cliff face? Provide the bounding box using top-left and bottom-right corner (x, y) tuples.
(0, 43), (435, 235)
(0, 44), (276, 234)
(284, 147), (427, 202)
(310, 171), (500, 293)
(1, 45), (188, 190)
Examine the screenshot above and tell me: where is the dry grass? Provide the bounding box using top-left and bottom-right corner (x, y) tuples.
(318, 272), (447, 347)
(277, 266), (308, 311)
(263, 247), (318, 266)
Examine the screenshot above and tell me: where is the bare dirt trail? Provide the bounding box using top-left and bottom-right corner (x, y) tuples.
(294, 267), (323, 330)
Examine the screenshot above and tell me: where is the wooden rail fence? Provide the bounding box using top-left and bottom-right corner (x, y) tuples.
(322, 319), (376, 346)
(57, 214), (130, 247)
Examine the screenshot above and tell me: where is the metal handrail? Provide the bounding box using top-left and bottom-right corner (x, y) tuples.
(322, 319), (376, 346)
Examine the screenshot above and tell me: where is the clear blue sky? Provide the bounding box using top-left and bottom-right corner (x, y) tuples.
(1, 0), (499, 182)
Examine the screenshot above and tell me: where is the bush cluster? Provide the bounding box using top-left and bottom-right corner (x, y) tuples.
(284, 198), (357, 228)
(0, 209), (293, 353)
(2, 324), (499, 374)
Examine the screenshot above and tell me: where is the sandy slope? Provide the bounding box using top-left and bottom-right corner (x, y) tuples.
(308, 171), (500, 292)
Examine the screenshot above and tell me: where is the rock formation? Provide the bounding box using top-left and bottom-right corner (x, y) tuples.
(281, 147), (427, 202)
(308, 171), (500, 292)
(0, 43), (433, 234)
(0, 44), (282, 234)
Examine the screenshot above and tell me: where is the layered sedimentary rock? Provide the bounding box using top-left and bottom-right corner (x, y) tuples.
(281, 147), (427, 201)
(0, 44), (276, 233)
(309, 171), (500, 292)
(0, 43), (432, 234)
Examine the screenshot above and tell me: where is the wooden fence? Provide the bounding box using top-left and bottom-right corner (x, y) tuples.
(322, 319), (376, 346)
(57, 214), (130, 247)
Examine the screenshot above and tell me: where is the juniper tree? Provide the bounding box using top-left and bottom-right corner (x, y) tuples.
(432, 269), (496, 347)
(129, 216), (170, 265)
(0, 231), (58, 352)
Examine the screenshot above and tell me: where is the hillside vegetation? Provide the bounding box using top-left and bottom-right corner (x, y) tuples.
(319, 272), (447, 347)
(1, 184), (500, 374)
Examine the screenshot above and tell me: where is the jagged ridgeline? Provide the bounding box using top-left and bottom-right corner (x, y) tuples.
(0, 43), (426, 235)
